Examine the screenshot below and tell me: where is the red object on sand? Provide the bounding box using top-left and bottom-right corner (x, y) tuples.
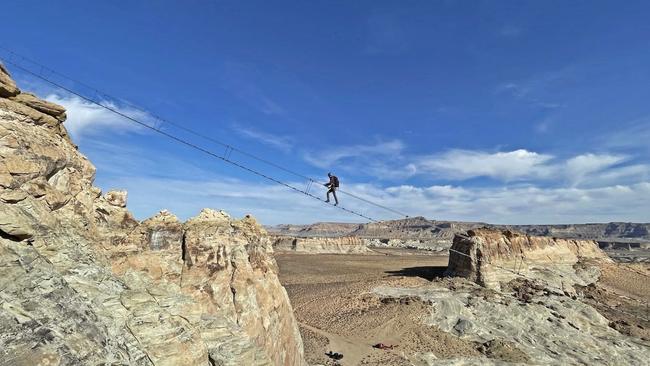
(373, 343), (397, 350)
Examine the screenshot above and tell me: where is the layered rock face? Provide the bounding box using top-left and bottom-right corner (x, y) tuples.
(0, 64), (304, 365)
(446, 228), (611, 290)
(272, 235), (369, 254)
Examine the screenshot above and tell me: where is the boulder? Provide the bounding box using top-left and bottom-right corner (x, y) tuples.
(105, 189), (128, 207)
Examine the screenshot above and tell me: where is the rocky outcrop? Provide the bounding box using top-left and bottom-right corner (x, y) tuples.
(105, 189), (128, 208)
(374, 279), (650, 365)
(363, 238), (449, 252)
(446, 228), (611, 290)
(0, 63), (19, 97)
(0, 63), (305, 365)
(371, 232), (647, 365)
(272, 235), (369, 254)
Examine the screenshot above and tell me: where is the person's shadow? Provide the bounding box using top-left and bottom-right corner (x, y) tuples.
(385, 266), (447, 281)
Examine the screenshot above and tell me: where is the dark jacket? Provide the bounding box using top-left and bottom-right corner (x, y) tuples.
(328, 175), (340, 188)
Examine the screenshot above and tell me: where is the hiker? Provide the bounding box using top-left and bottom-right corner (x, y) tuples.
(324, 172), (339, 205)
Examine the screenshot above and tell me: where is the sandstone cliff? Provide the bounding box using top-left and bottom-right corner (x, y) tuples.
(0, 64), (305, 365)
(272, 235), (369, 254)
(446, 228), (611, 290)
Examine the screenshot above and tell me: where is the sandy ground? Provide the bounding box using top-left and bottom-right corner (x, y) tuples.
(276, 249), (650, 365)
(276, 250), (484, 365)
(581, 262), (650, 342)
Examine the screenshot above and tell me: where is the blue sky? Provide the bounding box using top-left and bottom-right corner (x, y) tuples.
(2, 1), (650, 224)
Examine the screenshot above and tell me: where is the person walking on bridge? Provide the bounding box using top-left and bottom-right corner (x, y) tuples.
(324, 172), (339, 205)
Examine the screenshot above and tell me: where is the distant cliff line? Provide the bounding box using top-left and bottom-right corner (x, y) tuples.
(268, 217), (650, 243)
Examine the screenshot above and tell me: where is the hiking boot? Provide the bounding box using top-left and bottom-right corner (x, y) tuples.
(325, 199), (330, 203)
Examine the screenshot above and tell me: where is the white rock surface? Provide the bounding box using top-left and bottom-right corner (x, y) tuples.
(374, 282), (650, 365)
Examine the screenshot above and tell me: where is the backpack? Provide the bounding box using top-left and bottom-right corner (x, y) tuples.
(332, 176), (340, 187)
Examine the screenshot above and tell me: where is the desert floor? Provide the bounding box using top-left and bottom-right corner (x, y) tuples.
(276, 249), (481, 365)
(276, 249), (650, 366)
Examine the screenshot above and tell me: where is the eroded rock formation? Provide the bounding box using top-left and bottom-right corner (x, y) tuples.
(0, 63), (305, 365)
(446, 228), (611, 290)
(371, 228), (648, 364)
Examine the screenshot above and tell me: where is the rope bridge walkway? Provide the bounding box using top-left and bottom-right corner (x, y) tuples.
(0, 46), (412, 223)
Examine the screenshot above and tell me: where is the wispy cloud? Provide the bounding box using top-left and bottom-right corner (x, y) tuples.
(414, 150), (644, 186)
(376, 182), (650, 224)
(564, 153), (627, 186)
(232, 124), (293, 153)
(302, 140), (648, 189)
(302, 140), (406, 170)
(45, 94), (157, 141)
(495, 81), (562, 110)
(601, 115), (650, 152)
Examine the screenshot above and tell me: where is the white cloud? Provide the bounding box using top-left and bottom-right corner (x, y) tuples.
(496, 82), (530, 98)
(369, 182), (650, 224)
(601, 116), (650, 152)
(416, 149), (554, 181)
(302, 140), (405, 169)
(564, 153), (627, 185)
(46, 94), (156, 141)
(232, 124), (293, 153)
(83, 138), (650, 225)
(302, 141), (648, 187)
(496, 70), (565, 110)
(576, 164), (650, 188)
(111, 175), (650, 225)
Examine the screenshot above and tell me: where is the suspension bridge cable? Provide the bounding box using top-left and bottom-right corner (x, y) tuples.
(0, 45), (411, 219)
(1, 57), (380, 223)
